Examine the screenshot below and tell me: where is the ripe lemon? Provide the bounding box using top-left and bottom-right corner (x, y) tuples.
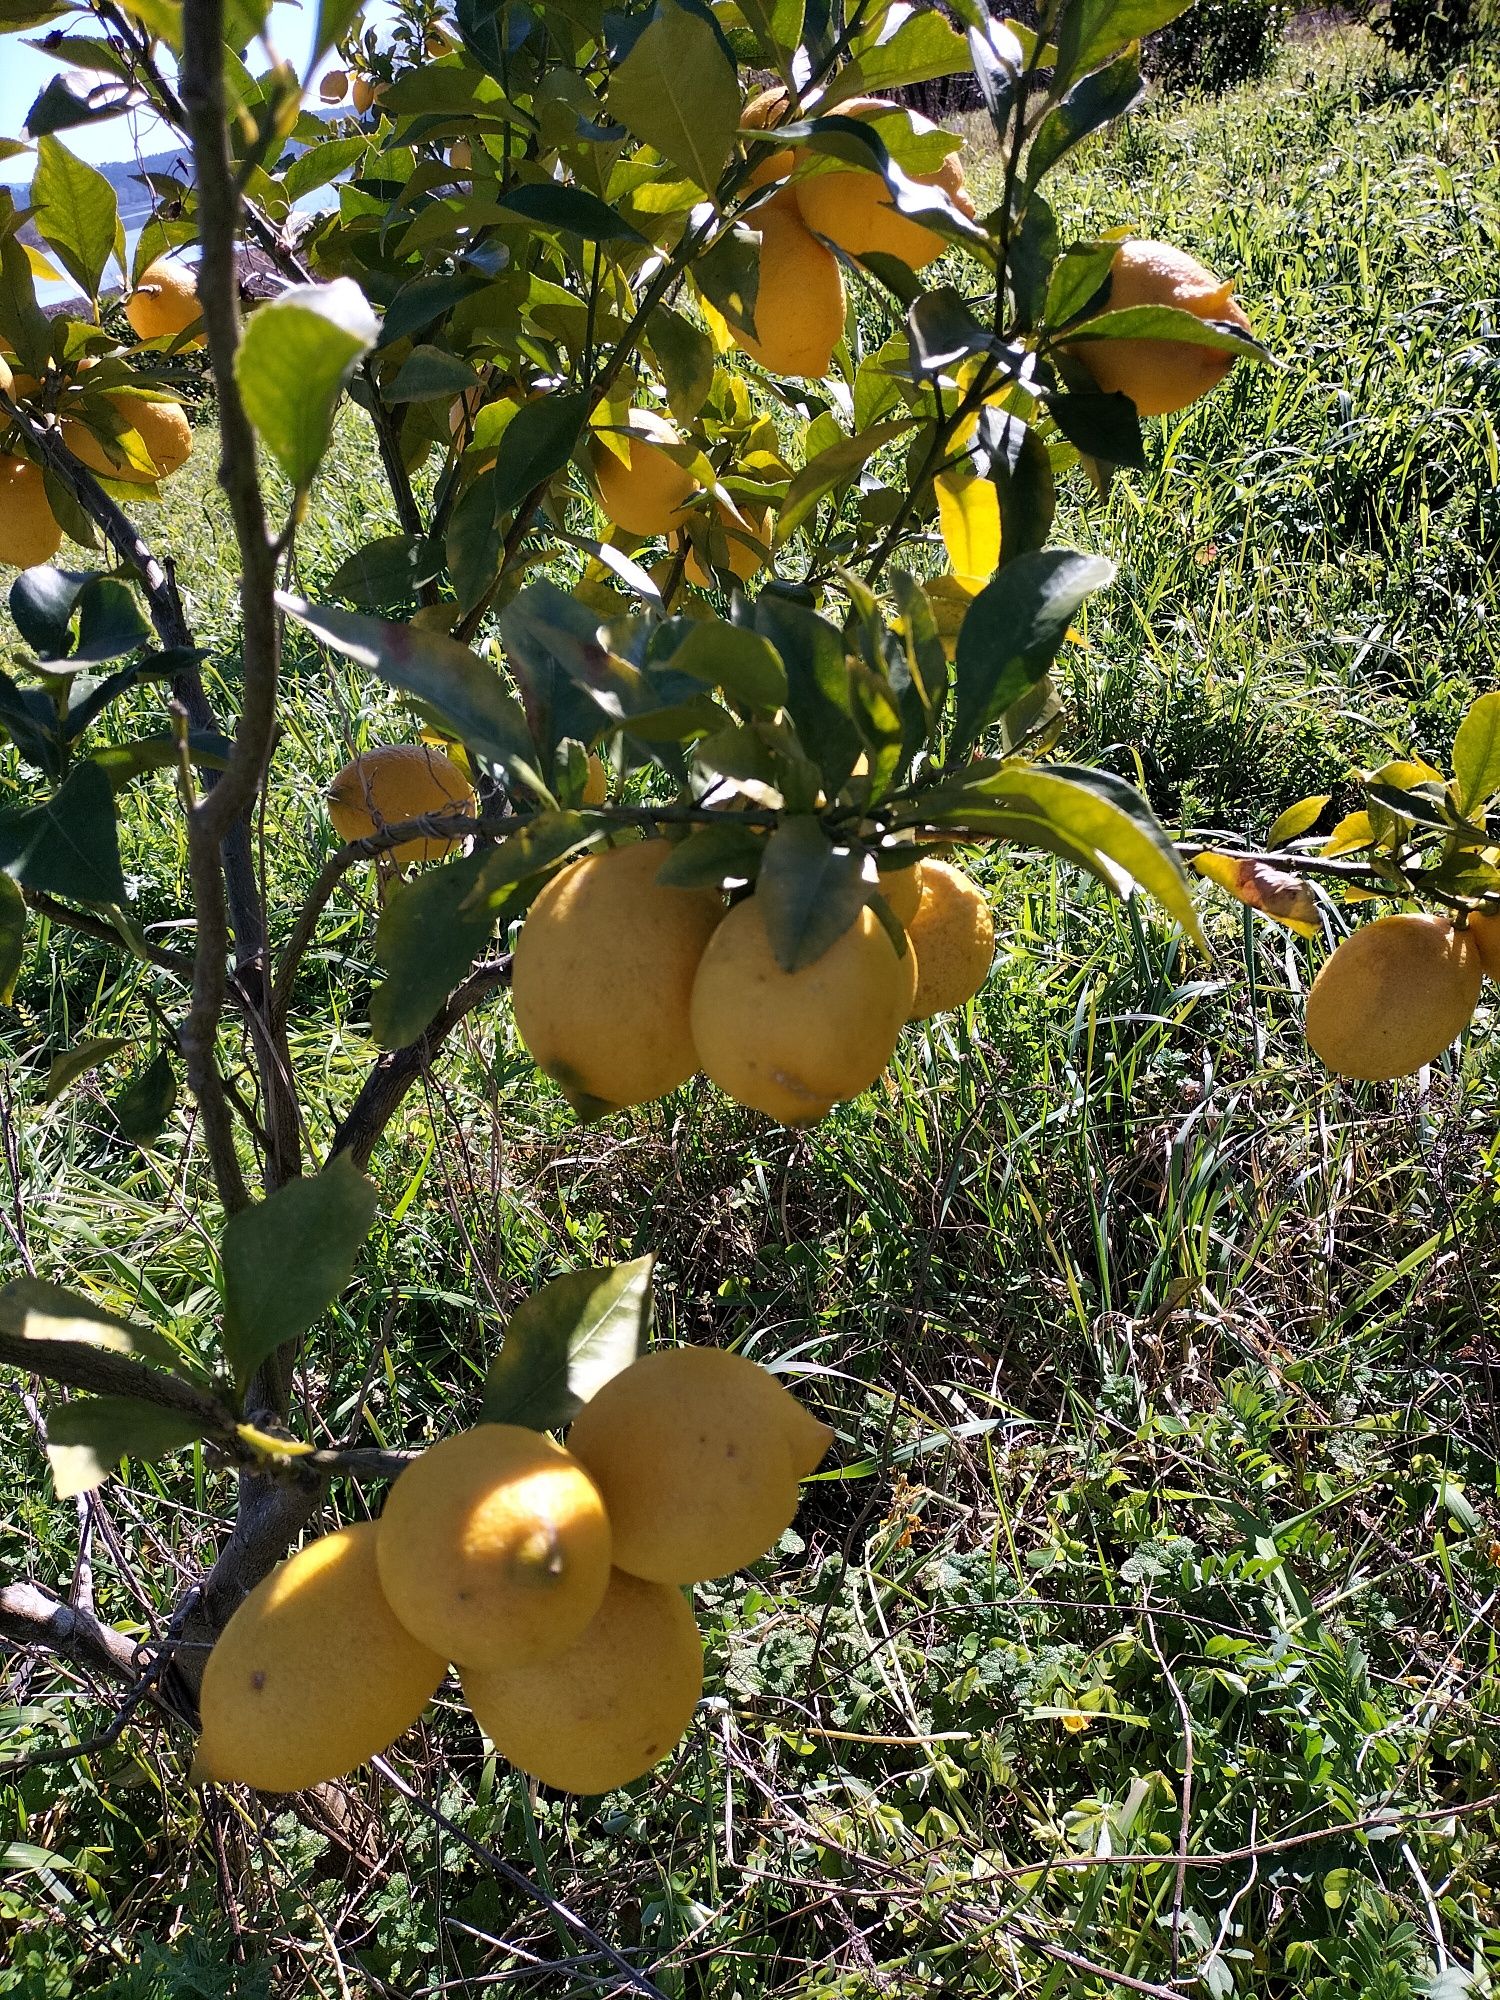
(352, 74), (384, 114)
(319, 68), (348, 103)
(376, 1426), (612, 1669)
(567, 1346), (833, 1584)
(511, 838), (722, 1114)
(741, 84), (794, 186)
(1067, 238), (1251, 418)
(64, 394), (192, 483)
(734, 201), (845, 380)
(876, 859), (923, 927)
(0, 456), (63, 568)
(195, 1522), (445, 1792)
(462, 1568), (702, 1793)
(124, 258), (202, 345)
(590, 409), (699, 538)
(689, 897), (910, 1125)
(1468, 911), (1500, 980)
(905, 860), (994, 1018)
(327, 743), (475, 862)
(683, 501), (771, 588)
(794, 98), (973, 272)
(1304, 913), (1481, 1080)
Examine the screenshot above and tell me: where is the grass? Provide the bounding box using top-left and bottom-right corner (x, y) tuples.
(4, 25), (1500, 1999)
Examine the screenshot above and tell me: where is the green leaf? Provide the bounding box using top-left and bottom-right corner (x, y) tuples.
(1054, 0), (1194, 88)
(71, 577), (153, 664)
(1066, 302), (1266, 359)
(277, 594), (547, 792)
(0, 874), (23, 1003)
(311, 0), (362, 63)
(112, 1050), (176, 1143)
(0, 1275), (179, 1370)
(1044, 239), (1119, 330)
(370, 851), (498, 1050)
(481, 1255), (654, 1430)
(327, 535), (420, 610)
(779, 418), (914, 542)
(30, 135), (119, 302)
(610, 0), (740, 193)
(1047, 390), (1145, 469)
(1027, 51), (1144, 188)
(737, 0), (805, 58)
(234, 278), (378, 490)
(490, 388), (587, 520)
(662, 619), (788, 712)
(839, 5), (969, 92)
(1266, 794), (1331, 848)
(387, 345), (486, 403)
(0, 229), (50, 372)
(935, 760), (1207, 951)
(647, 306), (716, 424)
(755, 817), (870, 973)
(46, 1396), (206, 1499)
(497, 183), (646, 243)
(220, 1155), (380, 1393)
(953, 549), (1114, 751)
(0, 759), (125, 904)
(281, 134), (366, 204)
(754, 595), (860, 793)
(44, 1034), (128, 1104)
(1451, 693), (1500, 815)
(653, 820), (766, 889)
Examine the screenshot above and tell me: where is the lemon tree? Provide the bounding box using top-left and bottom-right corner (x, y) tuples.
(3, 0), (1488, 1842)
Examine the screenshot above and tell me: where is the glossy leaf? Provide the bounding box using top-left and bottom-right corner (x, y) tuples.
(662, 620), (788, 712)
(221, 1155), (380, 1392)
(497, 183), (646, 243)
(235, 278), (379, 490)
(481, 1255), (654, 1430)
(30, 134), (119, 302)
(278, 594), (546, 791)
(370, 851), (496, 1049)
(755, 595), (860, 791)
(1055, 0), (1195, 88)
(1451, 693), (1500, 816)
(953, 549), (1114, 751)
(326, 535), (421, 610)
(1027, 51), (1144, 188)
(0, 759), (125, 904)
(610, 0), (740, 193)
(755, 816), (870, 972)
(1266, 794), (1331, 847)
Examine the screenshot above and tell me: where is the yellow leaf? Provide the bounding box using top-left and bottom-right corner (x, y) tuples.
(24, 245), (65, 283)
(1193, 852), (1318, 937)
(1322, 810), (1375, 857)
(1266, 793), (1330, 847)
(934, 467), (1000, 591)
(1362, 758), (1445, 791)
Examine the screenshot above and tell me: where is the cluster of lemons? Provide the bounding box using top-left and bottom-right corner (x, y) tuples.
(1304, 909), (1500, 1082)
(0, 259), (201, 570)
(196, 1346), (830, 1796)
(326, 741), (996, 1126)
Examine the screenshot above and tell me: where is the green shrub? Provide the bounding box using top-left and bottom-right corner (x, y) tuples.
(1366, 0), (1499, 65)
(1146, 0), (1293, 91)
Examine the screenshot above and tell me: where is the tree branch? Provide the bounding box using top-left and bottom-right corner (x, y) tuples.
(329, 956), (512, 1170)
(0, 1579), (141, 1690)
(25, 893), (195, 979)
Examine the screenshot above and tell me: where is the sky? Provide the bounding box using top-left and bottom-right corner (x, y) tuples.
(0, 3), (326, 168)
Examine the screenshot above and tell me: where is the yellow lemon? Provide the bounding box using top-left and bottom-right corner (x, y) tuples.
(734, 201), (845, 380)
(1468, 911), (1500, 981)
(1066, 238), (1251, 418)
(449, 138), (473, 172)
(462, 1569), (702, 1793)
(124, 258), (202, 345)
(876, 859), (923, 927)
(352, 74), (384, 114)
(1304, 913), (1481, 1080)
(581, 750), (608, 805)
(194, 1522), (445, 1792)
(327, 743), (475, 862)
(794, 98), (973, 272)
(683, 501), (771, 588)
(0, 456), (63, 568)
(905, 860), (994, 1018)
(511, 838), (722, 1114)
(589, 409), (699, 538)
(63, 394), (192, 483)
(567, 1346), (832, 1584)
(376, 1426), (612, 1670)
(689, 897), (910, 1124)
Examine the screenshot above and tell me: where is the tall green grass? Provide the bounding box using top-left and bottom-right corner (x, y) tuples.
(3, 29), (1500, 1999)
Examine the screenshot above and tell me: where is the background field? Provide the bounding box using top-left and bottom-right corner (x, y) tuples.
(4, 26), (1500, 1999)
